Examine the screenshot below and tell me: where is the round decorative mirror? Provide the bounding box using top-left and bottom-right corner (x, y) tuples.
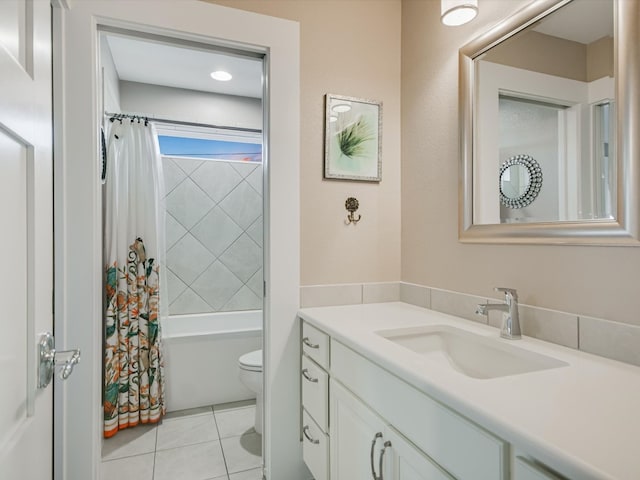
(499, 154), (542, 208)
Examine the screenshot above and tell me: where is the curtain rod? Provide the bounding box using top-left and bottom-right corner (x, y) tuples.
(104, 112), (262, 134)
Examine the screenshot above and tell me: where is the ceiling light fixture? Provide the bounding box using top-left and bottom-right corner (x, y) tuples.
(441, 0), (478, 26)
(210, 70), (232, 81)
(332, 103), (351, 113)
(329, 115), (338, 123)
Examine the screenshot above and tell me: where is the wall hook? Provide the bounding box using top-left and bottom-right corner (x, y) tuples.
(345, 197), (361, 224)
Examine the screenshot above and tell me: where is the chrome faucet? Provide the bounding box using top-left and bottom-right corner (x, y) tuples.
(476, 287), (522, 340)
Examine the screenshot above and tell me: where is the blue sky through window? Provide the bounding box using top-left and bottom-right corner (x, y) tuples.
(158, 135), (262, 162)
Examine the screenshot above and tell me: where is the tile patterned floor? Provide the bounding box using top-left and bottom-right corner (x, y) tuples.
(101, 401), (262, 480)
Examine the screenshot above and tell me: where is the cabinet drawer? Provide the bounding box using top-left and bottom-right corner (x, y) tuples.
(302, 409), (329, 480)
(331, 340), (508, 480)
(301, 354), (329, 433)
(514, 457), (565, 480)
(302, 322), (329, 369)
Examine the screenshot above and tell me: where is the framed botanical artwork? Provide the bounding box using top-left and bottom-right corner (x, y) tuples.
(324, 94), (382, 182)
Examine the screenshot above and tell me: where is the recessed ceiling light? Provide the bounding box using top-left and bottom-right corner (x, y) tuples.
(210, 70), (232, 81)
(329, 115), (338, 123)
(332, 103), (351, 113)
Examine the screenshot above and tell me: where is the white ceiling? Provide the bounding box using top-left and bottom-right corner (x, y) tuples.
(105, 34), (263, 99)
(533, 0), (613, 44)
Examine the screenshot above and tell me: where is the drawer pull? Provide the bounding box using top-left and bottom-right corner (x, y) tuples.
(379, 440), (392, 480)
(302, 336), (320, 349)
(370, 432), (383, 480)
(302, 425), (320, 445)
(302, 368), (319, 383)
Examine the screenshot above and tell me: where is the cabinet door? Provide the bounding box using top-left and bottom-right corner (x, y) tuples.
(514, 457), (564, 480)
(384, 427), (454, 480)
(330, 379), (387, 480)
(330, 379), (455, 480)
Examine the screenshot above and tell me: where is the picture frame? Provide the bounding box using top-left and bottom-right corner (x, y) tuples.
(324, 94), (382, 182)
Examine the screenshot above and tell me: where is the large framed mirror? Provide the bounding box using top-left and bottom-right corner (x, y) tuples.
(459, 0), (640, 244)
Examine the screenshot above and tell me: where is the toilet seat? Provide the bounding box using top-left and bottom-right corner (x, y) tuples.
(239, 349), (262, 372)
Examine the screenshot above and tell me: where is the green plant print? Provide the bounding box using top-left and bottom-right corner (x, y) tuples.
(336, 116), (374, 159)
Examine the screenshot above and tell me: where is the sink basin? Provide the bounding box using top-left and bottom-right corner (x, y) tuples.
(376, 325), (568, 379)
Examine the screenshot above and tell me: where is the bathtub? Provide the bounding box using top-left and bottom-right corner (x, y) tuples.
(162, 310), (262, 412)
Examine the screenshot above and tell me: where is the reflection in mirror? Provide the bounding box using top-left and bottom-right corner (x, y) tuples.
(474, 0), (614, 225)
(501, 164), (530, 200)
(459, 0), (640, 245)
(499, 154), (542, 217)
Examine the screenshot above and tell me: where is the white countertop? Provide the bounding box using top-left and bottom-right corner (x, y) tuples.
(298, 302), (640, 480)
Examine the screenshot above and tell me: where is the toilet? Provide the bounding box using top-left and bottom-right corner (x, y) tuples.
(238, 349), (263, 435)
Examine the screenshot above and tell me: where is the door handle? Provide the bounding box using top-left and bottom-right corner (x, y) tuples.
(38, 332), (81, 388)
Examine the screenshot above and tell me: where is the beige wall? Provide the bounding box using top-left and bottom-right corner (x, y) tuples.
(203, 0), (639, 328)
(587, 36), (614, 81)
(484, 30), (587, 81)
(482, 30), (613, 82)
(206, 0), (402, 285)
(402, 0), (640, 327)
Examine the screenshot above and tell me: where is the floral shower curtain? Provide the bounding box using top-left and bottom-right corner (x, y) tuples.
(103, 117), (166, 438)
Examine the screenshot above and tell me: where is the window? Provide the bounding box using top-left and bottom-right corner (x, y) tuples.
(156, 124), (262, 163)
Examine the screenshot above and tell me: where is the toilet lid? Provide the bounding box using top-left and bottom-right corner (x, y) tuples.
(239, 349), (262, 371)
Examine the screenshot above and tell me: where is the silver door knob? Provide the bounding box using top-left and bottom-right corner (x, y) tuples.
(38, 332), (81, 388)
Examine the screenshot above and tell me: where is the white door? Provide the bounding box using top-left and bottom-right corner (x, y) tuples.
(0, 0), (54, 478)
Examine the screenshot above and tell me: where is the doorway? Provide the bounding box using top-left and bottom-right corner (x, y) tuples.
(54, 2), (302, 479)
(99, 29), (265, 479)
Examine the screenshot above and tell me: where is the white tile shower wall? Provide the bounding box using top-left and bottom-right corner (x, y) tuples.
(300, 282), (640, 367)
(164, 157), (263, 315)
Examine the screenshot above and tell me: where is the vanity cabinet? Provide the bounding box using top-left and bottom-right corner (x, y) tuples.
(300, 319), (561, 480)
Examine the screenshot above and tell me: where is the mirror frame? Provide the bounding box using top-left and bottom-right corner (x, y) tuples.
(459, 0), (640, 245)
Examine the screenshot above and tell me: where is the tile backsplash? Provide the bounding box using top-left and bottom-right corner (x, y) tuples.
(164, 157), (263, 315)
(300, 282), (640, 368)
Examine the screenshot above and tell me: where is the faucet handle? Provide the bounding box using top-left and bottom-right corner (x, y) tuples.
(495, 287), (518, 301)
